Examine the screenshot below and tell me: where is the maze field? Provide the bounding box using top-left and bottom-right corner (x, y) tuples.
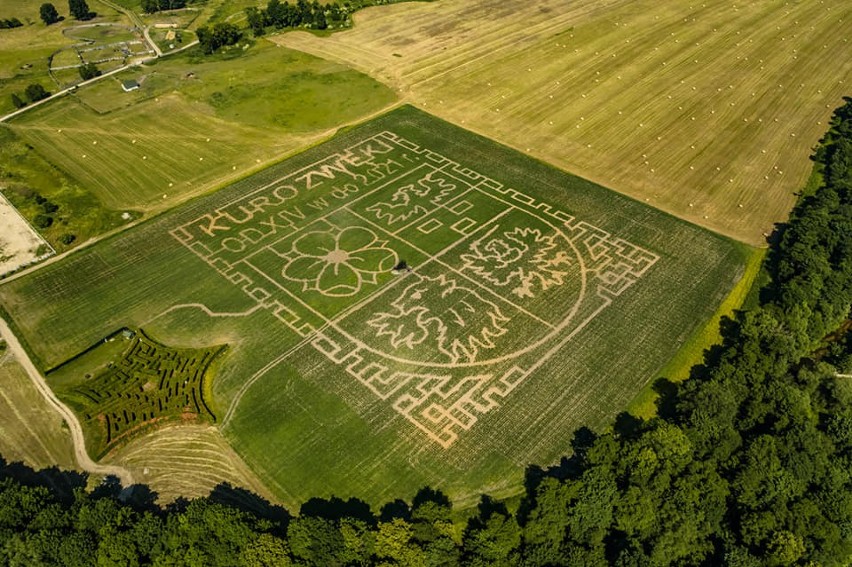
(52, 329), (224, 457)
(0, 106), (748, 505)
(173, 131), (659, 448)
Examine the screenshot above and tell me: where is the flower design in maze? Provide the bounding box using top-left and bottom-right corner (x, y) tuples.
(460, 226), (574, 299)
(281, 227), (398, 297)
(367, 274), (510, 364)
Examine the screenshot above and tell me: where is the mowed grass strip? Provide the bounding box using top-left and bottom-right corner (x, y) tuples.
(8, 41), (397, 210)
(103, 424), (276, 505)
(274, 0), (852, 244)
(11, 95), (289, 210)
(0, 106), (750, 507)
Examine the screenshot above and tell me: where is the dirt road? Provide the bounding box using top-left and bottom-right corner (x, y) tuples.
(0, 317), (134, 487)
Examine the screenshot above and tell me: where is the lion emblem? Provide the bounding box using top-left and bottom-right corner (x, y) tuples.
(461, 226), (573, 299)
(366, 171), (458, 225)
(368, 274), (509, 364)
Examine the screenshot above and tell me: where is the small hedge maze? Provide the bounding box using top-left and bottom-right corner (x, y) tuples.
(59, 329), (224, 457)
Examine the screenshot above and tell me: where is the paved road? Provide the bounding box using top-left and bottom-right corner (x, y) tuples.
(0, 317), (134, 487)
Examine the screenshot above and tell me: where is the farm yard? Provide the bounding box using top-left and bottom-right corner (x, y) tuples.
(0, 107), (750, 506)
(274, 0), (852, 245)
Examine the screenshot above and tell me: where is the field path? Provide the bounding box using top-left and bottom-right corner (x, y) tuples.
(0, 316), (134, 487)
(94, 0), (164, 57)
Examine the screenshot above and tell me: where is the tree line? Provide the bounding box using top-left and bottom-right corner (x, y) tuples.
(197, 0), (415, 54)
(9, 84), (50, 111)
(141, 0), (187, 15)
(1, 97), (850, 565)
(245, 0), (413, 37)
(39, 0), (94, 25)
(0, 17), (23, 29)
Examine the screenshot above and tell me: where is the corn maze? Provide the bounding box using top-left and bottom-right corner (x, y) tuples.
(0, 106), (747, 502)
(172, 130), (660, 448)
(57, 329), (223, 456)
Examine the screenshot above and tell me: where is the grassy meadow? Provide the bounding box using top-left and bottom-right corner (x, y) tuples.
(0, 349), (76, 471)
(9, 41), (398, 211)
(0, 0), (129, 115)
(0, 126), (131, 253)
(275, 0), (852, 245)
(0, 107), (750, 508)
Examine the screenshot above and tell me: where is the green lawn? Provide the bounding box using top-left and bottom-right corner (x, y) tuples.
(0, 106), (749, 509)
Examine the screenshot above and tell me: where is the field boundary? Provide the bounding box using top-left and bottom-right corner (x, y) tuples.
(626, 246), (764, 419)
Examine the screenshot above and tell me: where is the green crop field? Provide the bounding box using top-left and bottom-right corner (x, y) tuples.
(0, 106), (749, 507)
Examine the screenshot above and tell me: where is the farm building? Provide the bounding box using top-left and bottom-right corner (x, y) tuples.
(121, 79), (140, 92)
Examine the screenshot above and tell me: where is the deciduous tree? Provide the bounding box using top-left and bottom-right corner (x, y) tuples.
(39, 2), (60, 25)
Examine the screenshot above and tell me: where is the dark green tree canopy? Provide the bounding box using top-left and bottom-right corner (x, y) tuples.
(68, 0), (92, 20)
(78, 62), (100, 81)
(24, 83), (49, 102)
(39, 2), (60, 24)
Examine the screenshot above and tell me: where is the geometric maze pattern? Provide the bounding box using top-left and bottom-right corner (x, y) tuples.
(171, 132), (659, 448)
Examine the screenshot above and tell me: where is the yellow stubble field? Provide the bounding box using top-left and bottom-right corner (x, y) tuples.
(274, 0), (852, 244)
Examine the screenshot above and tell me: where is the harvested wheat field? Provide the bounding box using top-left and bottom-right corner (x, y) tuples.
(274, 0), (852, 244)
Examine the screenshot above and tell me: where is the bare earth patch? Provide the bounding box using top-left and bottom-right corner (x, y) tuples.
(0, 192), (53, 276)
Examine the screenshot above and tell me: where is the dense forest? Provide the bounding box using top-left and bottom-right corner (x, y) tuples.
(198, 0), (414, 53)
(244, 0), (413, 36)
(1, 98), (850, 565)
